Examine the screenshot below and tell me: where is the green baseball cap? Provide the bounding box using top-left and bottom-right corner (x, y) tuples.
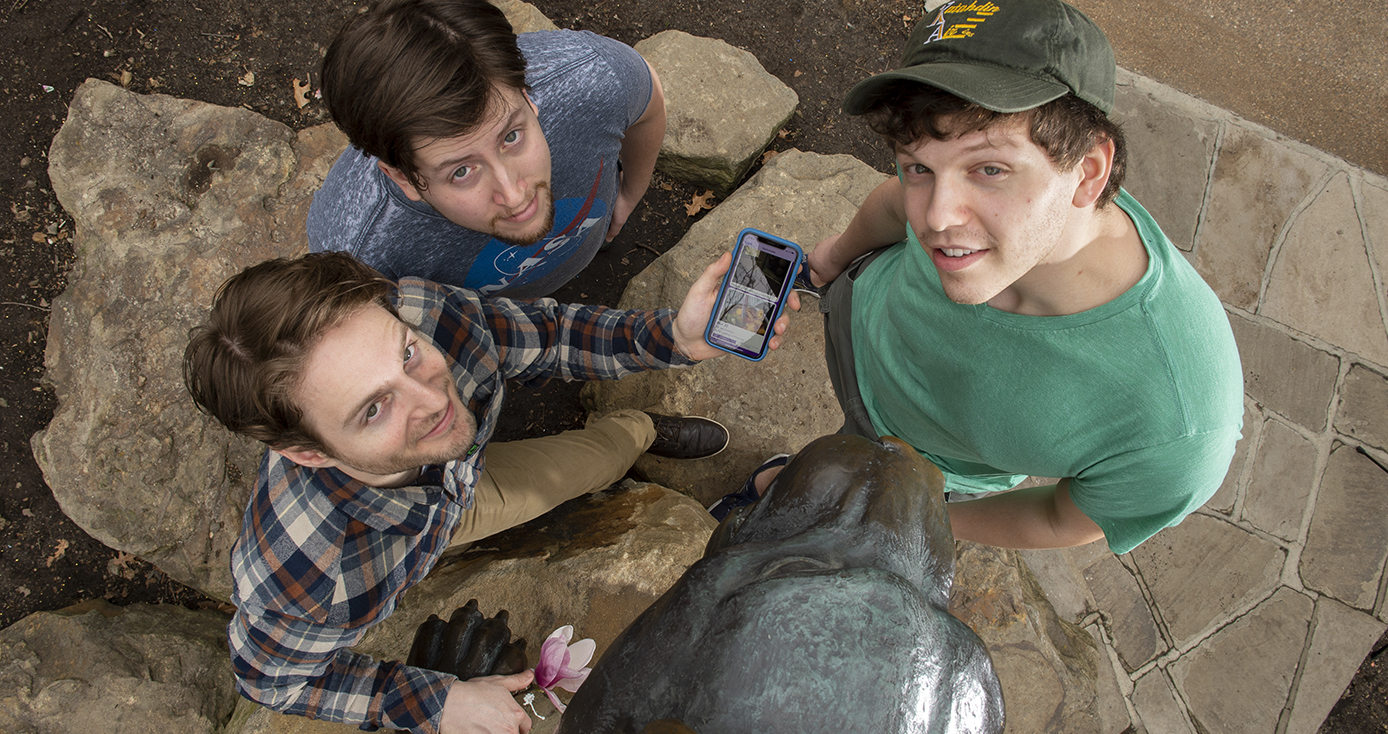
(843, 0), (1115, 116)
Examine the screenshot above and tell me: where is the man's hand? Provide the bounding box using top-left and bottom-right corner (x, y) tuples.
(438, 670), (534, 734)
(605, 183), (641, 242)
(807, 233), (846, 286)
(671, 252), (800, 360)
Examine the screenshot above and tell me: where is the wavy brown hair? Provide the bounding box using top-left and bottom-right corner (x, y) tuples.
(321, 0), (529, 190)
(182, 252), (397, 452)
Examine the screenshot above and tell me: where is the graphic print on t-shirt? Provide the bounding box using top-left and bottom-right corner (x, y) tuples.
(466, 162), (607, 294)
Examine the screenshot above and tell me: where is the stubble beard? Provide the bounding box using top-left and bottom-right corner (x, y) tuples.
(491, 180), (555, 247)
(329, 398), (480, 479)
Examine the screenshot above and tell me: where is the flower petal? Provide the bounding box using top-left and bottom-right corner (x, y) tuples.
(535, 626), (575, 687)
(564, 637), (596, 669)
(544, 687), (567, 714)
(554, 667), (591, 693)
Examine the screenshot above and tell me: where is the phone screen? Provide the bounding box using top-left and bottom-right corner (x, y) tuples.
(706, 231), (799, 359)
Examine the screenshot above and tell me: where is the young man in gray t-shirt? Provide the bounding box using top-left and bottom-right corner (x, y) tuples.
(308, 0), (665, 298)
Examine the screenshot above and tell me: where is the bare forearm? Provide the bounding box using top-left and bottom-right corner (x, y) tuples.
(809, 179), (910, 281)
(946, 480), (1105, 550)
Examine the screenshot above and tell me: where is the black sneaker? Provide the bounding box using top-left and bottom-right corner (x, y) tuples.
(644, 413), (729, 460)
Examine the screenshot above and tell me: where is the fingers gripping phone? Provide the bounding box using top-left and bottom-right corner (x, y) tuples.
(704, 228), (805, 361)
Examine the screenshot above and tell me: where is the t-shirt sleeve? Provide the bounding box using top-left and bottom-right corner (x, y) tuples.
(1068, 424), (1243, 554)
(577, 31), (654, 129)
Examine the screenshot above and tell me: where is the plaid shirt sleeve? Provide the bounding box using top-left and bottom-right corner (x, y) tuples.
(394, 277), (696, 388)
(229, 603), (455, 733)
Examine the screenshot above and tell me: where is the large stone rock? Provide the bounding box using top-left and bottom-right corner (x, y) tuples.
(636, 31), (799, 196)
(0, 600), (238, 734)
(582, 149), (889, 505)
(224, 480), (717, 734)
(29, 0), (556, 603)
(951, 542), (1105, 734)
(33, 79), (349, 599)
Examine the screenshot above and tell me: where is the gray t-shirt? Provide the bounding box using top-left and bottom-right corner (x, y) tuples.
(307, 30), (653, 298)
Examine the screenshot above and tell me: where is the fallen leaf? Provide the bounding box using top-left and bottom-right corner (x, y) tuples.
(793, 70), (802, 77)
(292, 78), (311, 109)
(45, 539), (70, 567)
(238, 71), (256, 87)
(22, 508), (34, 517)
(16, 586), (30, 597)
(685, 190), (715, 216)
(659, 182), (673, 191)
(11, 202), (30, 222)
(760, 150), (779, 165)
(31, 232), (47, 243)
(108, 550), (139, 579)
(119, 70), (132, 87)
(777, 129), (791, 138)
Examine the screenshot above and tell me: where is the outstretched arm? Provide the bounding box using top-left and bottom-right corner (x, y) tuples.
(807, 177), (911, 285)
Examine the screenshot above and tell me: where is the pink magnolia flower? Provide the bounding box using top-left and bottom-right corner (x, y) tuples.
(532, 625), (595, 713)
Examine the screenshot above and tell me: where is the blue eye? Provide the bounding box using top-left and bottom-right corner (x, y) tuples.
(450, 166), (471, 181)
(504, 129), (521, 145)
(980, 166), (1002, 176)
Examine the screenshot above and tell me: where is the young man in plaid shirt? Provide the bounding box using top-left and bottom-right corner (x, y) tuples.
(183, 251), (788, 733)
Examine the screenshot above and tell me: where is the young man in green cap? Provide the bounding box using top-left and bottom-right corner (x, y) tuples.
(715, 0), (1243, 554)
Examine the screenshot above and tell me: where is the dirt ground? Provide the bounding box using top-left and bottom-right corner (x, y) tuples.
(0, 0), (1381, 730)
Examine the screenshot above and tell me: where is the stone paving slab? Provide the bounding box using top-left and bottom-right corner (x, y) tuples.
(1131, 670), (1196, 734)
(1084, 554), (1162, 672)
(1241, 419), (1318, 542)
(1208, 401), (1259, 515)
(1168, 588), (1313, 734)
(1334, 363), (1388, 454)
(1226, 311), (1340, 433)
(1263, 172), (1388, 366)
(1286, 598), (1388, 734)
(1129, 513), (1285, 647)
(1301, 444), (1388, 610)
(1192, 126), (1327, 311)
(1112, 82), (1217, 253)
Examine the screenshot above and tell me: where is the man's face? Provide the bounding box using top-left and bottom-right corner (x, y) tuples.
(896, 116), (1086, 310)
(291, 304), (477, 483)
(380, 86), (555, 246)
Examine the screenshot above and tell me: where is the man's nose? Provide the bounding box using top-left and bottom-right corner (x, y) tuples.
(922, 177), (968, 232)
(406, 374), (449, 418)
(492, 164), (527, 209)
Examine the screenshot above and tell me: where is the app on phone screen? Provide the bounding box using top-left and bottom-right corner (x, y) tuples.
(707, 233), (795, 356)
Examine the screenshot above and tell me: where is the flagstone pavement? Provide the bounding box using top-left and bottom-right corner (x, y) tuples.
(1017, 67), (1388, 734)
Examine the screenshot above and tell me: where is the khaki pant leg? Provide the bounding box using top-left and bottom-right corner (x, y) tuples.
(448, 409), (655, 545)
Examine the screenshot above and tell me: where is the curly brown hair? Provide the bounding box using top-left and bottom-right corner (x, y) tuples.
(858, 81), (1127, 208)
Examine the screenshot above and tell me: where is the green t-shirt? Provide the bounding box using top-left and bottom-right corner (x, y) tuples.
(852, 189), (1243, 554)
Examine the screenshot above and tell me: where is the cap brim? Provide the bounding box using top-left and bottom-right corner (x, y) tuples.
(843, 63), (1071, 115)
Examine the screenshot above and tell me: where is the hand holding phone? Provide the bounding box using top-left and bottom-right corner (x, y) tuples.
(703, 229), (805, 361)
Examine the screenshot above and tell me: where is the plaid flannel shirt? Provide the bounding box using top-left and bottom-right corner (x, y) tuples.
(227, 277), (692, 732)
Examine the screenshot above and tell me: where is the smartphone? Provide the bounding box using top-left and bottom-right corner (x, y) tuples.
(704, 228), (805, 361)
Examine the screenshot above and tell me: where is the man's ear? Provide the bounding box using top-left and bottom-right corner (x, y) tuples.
(274, 446), (338, 469)
(1072, 136), (1116, 209)
(377, 160), (426, 203)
